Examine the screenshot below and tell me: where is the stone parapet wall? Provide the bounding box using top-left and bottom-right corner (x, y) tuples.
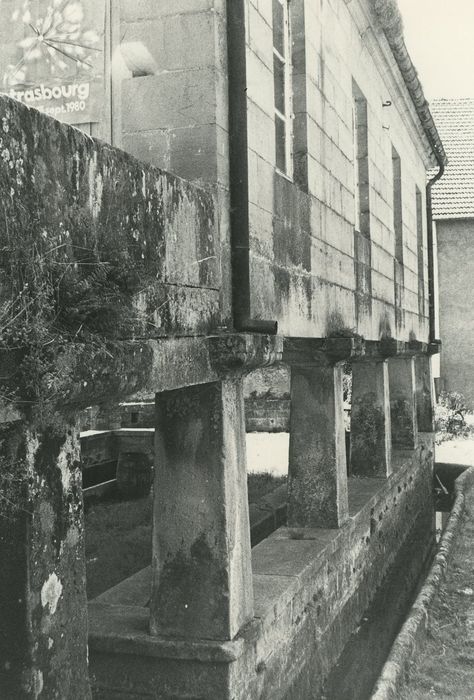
(0, 95), (222, 342)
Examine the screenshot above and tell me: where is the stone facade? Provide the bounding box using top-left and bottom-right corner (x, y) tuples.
(0, 0), (444, 698)
(73, 0), (435, 343)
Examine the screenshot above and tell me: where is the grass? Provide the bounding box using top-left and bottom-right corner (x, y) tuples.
(85, 471), (286, 600)
(399, 495), (474, 699)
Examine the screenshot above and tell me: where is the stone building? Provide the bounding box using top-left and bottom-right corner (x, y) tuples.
(430, 98), (474, 404)
(0, 1), (446, 698)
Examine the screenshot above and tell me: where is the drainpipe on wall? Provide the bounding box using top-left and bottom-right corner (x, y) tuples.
(226, 0), (278, 336)
(426, 158), (445, 346)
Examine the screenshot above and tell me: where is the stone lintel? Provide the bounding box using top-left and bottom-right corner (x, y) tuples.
(283, 336), (365, 366)
(208, 333), (283, 373)
(365, 339), (429, 359)
(407, 340), (429, 355)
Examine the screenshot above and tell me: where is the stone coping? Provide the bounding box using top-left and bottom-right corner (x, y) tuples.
(88, 441), (432, 664)
(370, 465), (474, 700)
(80, 428), (154, 438)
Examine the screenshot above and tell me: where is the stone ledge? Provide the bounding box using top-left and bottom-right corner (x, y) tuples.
(283, 336), (365, 366)
(251, 446), (427, 584)
(88, 603), (245, 663)
(371, 466), (474, 700)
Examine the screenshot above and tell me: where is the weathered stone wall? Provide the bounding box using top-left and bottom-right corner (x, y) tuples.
(0, 95), (223, 338)
(242, 442), (435, 699)
(246, 0), (431, 341)
(116, 0), (233, 323)
(436, 218), (474, 405)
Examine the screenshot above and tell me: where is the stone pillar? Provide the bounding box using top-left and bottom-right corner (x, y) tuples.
(415, 354), (434, 432)
(150, 378), (253, 641)
(351, 359), (392, 477)
(0, 419), (91, 699)
(388, 356), (417, 449)
(287, 362), (349, 529)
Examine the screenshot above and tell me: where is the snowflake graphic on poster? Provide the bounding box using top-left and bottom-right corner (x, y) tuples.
(4, 0), (101, 87)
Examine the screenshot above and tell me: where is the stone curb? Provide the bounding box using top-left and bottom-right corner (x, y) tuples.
(370, 466), (474, 700)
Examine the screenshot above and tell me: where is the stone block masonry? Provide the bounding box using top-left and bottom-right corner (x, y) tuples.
(0, 0), (442, 694)
(0, 94), (221, 341)
(244, 0), (436, 342)
(0, 92), (224, 698)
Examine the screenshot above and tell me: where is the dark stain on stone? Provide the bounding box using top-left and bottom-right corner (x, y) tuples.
(354, 230), (372, 324)
(273, 173), (311, 272)
(152, 532), (229, 638)
(391, 398), (415, 447)
(351, 394), (386, 475)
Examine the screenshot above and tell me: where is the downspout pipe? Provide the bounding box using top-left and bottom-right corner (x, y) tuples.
(226, 0), (278, 336)
(426, 155), (445, 346)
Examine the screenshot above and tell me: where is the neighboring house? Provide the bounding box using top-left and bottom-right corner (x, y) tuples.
(430, 98), (474, 403)
(0, 1), (447, 699)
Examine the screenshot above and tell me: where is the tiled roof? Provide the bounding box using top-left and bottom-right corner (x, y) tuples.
(431, 98), (474, 219)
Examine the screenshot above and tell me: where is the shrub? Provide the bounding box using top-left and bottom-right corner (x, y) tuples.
(435, 391), (473, 444)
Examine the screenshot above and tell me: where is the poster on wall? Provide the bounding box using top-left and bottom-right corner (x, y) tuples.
(0, 0), (106, 125)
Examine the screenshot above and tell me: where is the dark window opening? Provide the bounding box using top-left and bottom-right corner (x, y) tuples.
(352, 80), (370, 237)
(392, 146), (403, 264)
(272, 0), (292, 176)
(416, 186), (425, 316)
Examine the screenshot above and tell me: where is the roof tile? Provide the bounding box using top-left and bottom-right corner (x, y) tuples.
(431, 98), (474, 219)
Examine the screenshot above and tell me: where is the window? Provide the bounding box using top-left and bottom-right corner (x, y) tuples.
(352, 81), (369, 236)
(392, 146), (403, 326)
(416, 187), (425, 316)
(273, 0), (292, 176)
(352, 81), (371, 318)
(392, 146), (403, 264)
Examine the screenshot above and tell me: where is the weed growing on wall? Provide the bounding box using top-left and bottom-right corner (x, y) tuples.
(0, 213), (149, 431)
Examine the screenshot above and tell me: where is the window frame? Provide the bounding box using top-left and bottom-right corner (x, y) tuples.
(272, 0), (293, 178)
(392, 145), (403, 264)
(352, 80), (370, 238)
